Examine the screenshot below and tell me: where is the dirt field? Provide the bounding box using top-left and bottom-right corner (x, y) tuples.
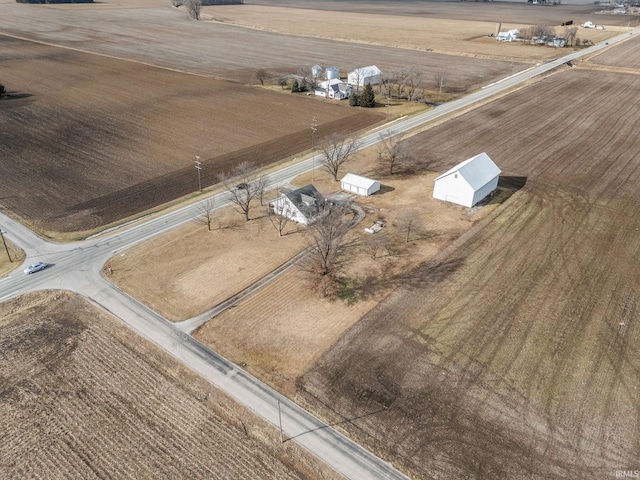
(0, 35), (382, 234)
(204, 3), (625, 62)
(589, 30), (640, 67)
(4, 1), (640, 478)
(299, 68), (640, 478)
(5, 0), (628, 235)
(0, 2), (522, 85)
(0, 290), (340, 479)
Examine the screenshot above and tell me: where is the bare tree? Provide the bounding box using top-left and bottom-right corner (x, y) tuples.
(254, 68), (269, 86)
(434, 73), (446, 97)
(564, 26), (578, 46)
(318, 133), (361, 181)
(350, 66), (364, 92)
(267, 202), (293, 237)
(302, 202), (355, 297)
(219, 162), (262, 221)
(402, 68), (424, 102)
(298, 65), (314, 91)
(381, 69), (402, 99)
(396, 211), (424, 243)
(193, 198), (216, 231)
(361, 232), (391, 259)
(255, 175), (268, 206)
(531, 25), (555, 39)
(378, 130), (414, 175)
(184, 0), (201, 20)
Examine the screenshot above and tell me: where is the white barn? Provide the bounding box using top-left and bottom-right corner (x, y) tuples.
(433, 152), (501, 207)
(269, 184), (327, 225)
(341, 173), (380, 196)
(347, 65), (382, 87)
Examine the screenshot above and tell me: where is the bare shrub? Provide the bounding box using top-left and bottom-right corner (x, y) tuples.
(301, 203), (356, 297)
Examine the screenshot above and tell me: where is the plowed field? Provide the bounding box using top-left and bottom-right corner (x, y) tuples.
(590, 31), (640, 68)
(301, 68), (640, 479)
(0, 35), (381, 233)
(0, 291), (340, 480)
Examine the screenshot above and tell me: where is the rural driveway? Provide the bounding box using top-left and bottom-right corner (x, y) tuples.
(1, 29), (636, 480)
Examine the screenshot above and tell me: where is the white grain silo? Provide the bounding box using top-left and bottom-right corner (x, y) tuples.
(325, 66), (339, 80)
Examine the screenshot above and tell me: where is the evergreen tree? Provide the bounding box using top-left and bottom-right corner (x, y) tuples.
(291, 79), (300, 93)
(349, 93), (359, 107)
(360, 84), (376, 108)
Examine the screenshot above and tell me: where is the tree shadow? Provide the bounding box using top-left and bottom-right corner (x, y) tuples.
(0, 93), (34, 101)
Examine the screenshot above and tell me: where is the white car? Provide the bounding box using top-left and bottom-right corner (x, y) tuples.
(24, 261), (47, 275)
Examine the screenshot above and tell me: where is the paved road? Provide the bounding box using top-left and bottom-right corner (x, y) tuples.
(1, 30), (636, 480)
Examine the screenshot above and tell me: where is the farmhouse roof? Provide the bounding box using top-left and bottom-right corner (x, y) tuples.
(318, 78), (344, 89)
(283, 184), (326, 218)
(434, 152), (501, 190)
(341, 173), (378, 189)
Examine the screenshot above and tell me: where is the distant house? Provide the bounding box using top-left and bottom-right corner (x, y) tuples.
(314, 79), (351, 100)
(496, 29), (520, 42)
(549, 37), (567, 47)
(269, 184), (327, 225)
(433, 152), (501, 208)
(347, 65), (382, 87)
(340, 173), (380, 196)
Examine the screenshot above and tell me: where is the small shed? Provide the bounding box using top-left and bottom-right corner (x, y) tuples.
(341, 173), (380, 196)
(433, 152), (501, 208)
(347, 65), (382, 86)
(269, 184), (327, 225)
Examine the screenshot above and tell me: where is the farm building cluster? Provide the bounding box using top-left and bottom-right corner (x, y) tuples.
(267, 152), (500, 228)
(313, 65), (382, 100)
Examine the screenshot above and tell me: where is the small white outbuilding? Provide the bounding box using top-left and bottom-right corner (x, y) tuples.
(347, 65), (382, 87)
(341, 173), (380, 196)
(433, 152), (501, 208)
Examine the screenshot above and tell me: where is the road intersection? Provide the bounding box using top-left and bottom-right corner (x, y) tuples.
(1, 31), (634, 479)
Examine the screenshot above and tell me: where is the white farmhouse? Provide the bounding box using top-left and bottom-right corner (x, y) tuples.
(269, 184), (327, 225)
(496, 29), (520, 42)
(347, 65), (382, 87)
(314, 79), (351, 100)
(433, 152), (501, 208)
(340, 173), (380, 196)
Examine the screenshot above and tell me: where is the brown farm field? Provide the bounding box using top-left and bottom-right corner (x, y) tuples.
(0, 35), (382, 234)
(300, 68), (640, 478)
(0, 291), (341, 480)
(4, 1), (640, 479)
(4, 0), (617, 236)
(204, 3), (626, 62)
(589, 31), (640, 68)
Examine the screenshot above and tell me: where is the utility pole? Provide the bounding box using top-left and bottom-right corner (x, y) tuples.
(0, 227), (12, 263)
(311, 117), (318, 183)
(195, 155), (202, 192)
